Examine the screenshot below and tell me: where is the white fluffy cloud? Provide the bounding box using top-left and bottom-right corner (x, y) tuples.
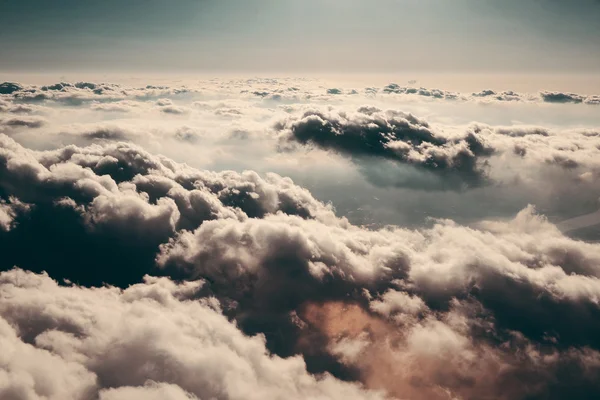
(0, 197), (30, 232)
(0, 269), (384, 400)
(2, 77), (600, 399)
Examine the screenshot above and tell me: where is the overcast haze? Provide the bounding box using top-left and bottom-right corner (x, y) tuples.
(2, 0), (600, 73)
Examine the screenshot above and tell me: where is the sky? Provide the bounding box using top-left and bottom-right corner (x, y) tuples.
(2, 2), (600, 400)
(2, 0), (600, 73)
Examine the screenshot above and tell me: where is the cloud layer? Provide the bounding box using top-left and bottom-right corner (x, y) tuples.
(3, 80), (600, 107)
(0, 269), (384, 400)
(1, 131), (600, 398)
(2, 77), (600, 399)
(277, 107), (494, 189)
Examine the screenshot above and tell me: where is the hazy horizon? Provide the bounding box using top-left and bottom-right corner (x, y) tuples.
(3, 71), (600, 94)
(3, 0), (600, 74)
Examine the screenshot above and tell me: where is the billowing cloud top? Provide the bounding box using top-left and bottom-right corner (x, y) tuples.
(277, 107), (495, 189)
(1, 77), (600, 400)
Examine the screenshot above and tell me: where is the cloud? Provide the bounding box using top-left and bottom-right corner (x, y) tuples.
(160, 106), (190, 115)
(0, 134), (337, 286)
(495, 126), (549, 137)
(0, 82), (23, 95)
(90, 100), (141, 113)
(0, 116), (46, 129)
(0, 99), (47, 115)
(1, 134), (600, 398)
(541, 91), (585, 104)
(0, 269), (384, 400)
(0, 197), (30, 232)
(2, 80), (598, 228)
(151, 99), (191, 115)
(3, 80), (600, 110)
(80, 127), (132, 141)
(278, 107), (494, 190)
(380, 83), (600, 105)
(3, 81), (195, 106)
(300, 299), (600, 400)
(2, 78), (600, 399)
(156, 202), (600, 399)
(472, 89), (522, 102)
(383, 84), (460, 100)
(539, 92), (600, 106)
(99, 383), (200, 400)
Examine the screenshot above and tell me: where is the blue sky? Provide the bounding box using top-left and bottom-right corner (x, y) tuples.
(1, 0), (599, 73)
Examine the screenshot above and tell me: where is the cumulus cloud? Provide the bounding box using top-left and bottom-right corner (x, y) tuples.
(270, 112), (599, 211)
(156, 200), (600, 398)
(159, 105), (191, 115)
(1, 81), (194, 106)
(2, 133), (600, 398)
(380, 83), (600, 105)
(383, 84), (460, 100)
(0, 116), (46, 129)
(2, 80), (600, 110)
(2, 80), (598, 224)
(0, 82), (23, 95)
(472, 89), (522, 102)
(277, 107), (494, 190)
(2, 77), (600, 399)
(0, 197), (30, 232)
(538, 92), (600, 105)
(0, 269), (383, 400)
(469, 124), (600, 176)
(0, 134), (337, 286)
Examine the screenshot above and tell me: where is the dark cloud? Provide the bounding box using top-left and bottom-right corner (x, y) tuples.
(473, 89), (497, 97)
(547, 154), (579, 169)
(85, 128), (130, 141)
(541, 91), (585, 104)
(39, 81), (113, 95)
(0, 116), (46, 128)
(2, 134), (600, 398)
(174, 126), (201, 143)
(383, 84), (456, 99)
(160, 106), (189, 115)
(0, 82), (23, 95)
(279, 107), (494, 190)
(41, 82), (74, 91)
(0, 134), (332, 287)
(155, 98), (191, 114)
(3, 81), (194, 106)
(3, 80), (599, 110)
(472, 89), (522, 102)
(0, 196), (30, 232)
(157, 202), (600, 399)
(541, 91), (600, 105)
(379, 83), (600, 105)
